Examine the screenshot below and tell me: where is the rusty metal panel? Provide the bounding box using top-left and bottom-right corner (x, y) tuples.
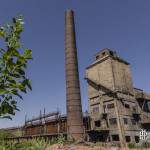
(46, 122), (58, 134)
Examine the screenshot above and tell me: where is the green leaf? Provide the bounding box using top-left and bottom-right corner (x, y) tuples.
(0, 30), (5, 38)
(23, 49), (32, 59)
(0, 89), (9, 94)
(8, 48), (20, 57)
(17, 69), (25, 75)
(7, 58), (15, 70)
(11, 90), (23, 99)
(22, 79), (32, 90)
(10, 73), (21, 78)
(16, 56), (26, 65)
(2, 52), (9, 60)
(27, 80), (32, 90)
(20, 88), (27, 93)
(8, 78), (16, 84)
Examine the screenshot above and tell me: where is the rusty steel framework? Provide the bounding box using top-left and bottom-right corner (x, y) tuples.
(65, 10), (84, 141)
(3, 111), (90, 143)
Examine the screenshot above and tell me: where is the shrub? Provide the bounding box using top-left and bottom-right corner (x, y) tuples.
(30, 138), (48, 150)
(0, 131), (14, 141)
(57, 134), (66, 144)
(0, 135), (66, 150)
(128, 142), (136, 149)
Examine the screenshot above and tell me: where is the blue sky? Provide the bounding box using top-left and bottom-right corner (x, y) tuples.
(0, 0), (150, 128)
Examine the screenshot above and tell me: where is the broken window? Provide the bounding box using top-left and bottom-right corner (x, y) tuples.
(144, 101), (150, 112)
(96, 55), (99, 60)
(124, 103), (130, 109)
(125, 136), (131, 142)
(132, 106), (137, 112)
(147, 101), (150, 112)
(95, 120), (101, 127)
(107, 103), (115, 109)
(112, 135), (119, 141)
(109, 51), (114, 56)
(123, 118), (128, 125)
(109, 118), (117, 125)
(93, 107), (99, 113)
(131, 119), (136, 125)
(102, 52), (106, 56)
(135, 136), (139, 143)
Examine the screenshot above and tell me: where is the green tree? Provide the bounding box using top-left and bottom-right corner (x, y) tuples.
(0, 16), (32, 119)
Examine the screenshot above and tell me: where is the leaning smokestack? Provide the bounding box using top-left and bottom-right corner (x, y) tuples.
(65, 10), (84, 141)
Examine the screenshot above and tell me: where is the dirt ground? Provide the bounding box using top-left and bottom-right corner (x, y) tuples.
(45, 143), (142, 150)
(46, 144), (115, 150)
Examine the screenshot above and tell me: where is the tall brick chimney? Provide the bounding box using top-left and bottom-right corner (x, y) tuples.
(65, 10), (84, 141)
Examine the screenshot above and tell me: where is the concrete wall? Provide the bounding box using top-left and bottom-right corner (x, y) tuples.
(85, 49), (146, 144)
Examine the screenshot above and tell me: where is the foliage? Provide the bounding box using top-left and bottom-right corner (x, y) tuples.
(0, 131), (14, 141)
(57, 134), (66, 144)
(30, 138), (48, 150)
(0, 138), (47, 150)
(128, 142), (136, 149)
(0, 141), (23, 150)
(48, 134), (66, 145)
(48, 137), (58, 145)
(0, 136), (66, 150)
(0, 15), (32, 119)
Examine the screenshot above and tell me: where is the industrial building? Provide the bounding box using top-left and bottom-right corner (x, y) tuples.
(85, 48), (150, 145)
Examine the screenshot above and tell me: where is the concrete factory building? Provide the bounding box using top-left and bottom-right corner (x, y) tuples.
(85, 48), (150, 145)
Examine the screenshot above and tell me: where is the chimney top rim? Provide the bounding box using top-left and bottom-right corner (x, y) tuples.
(65, 9), (74, 13)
